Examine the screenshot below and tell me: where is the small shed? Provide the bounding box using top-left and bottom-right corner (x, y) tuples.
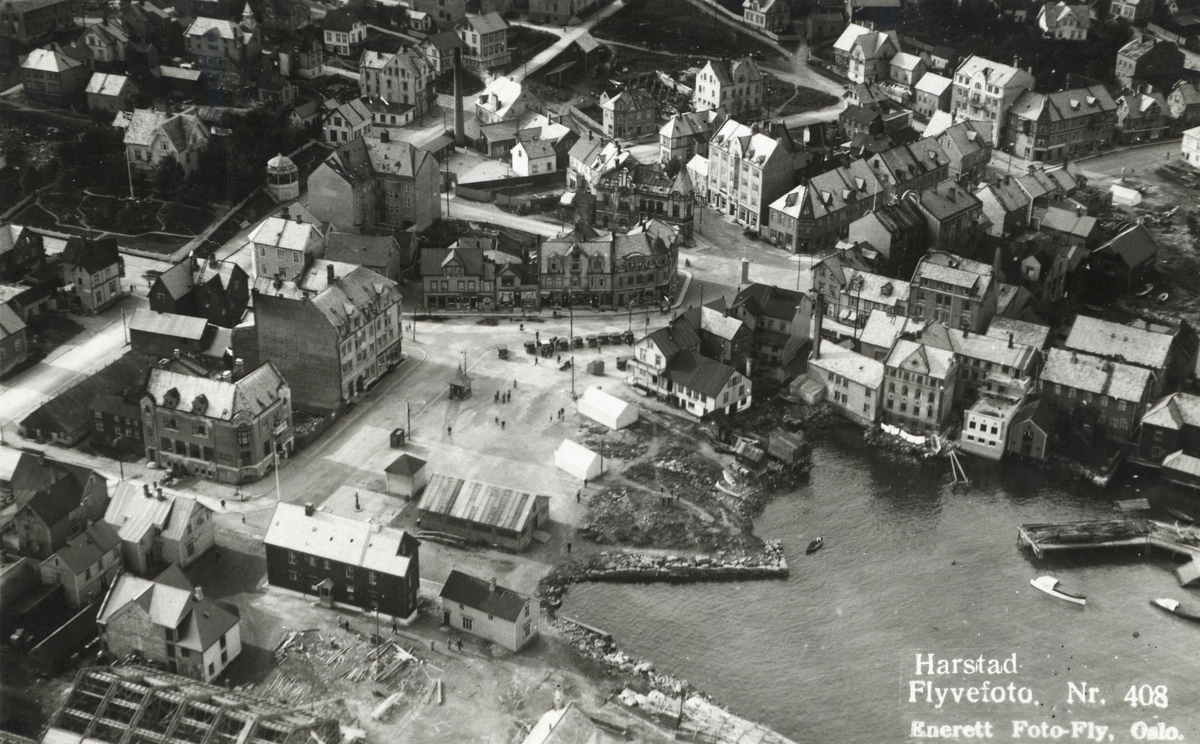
(768, 429), (809, 465)
(385, 454), (428, 499)
(700, 409), (731, 443)
(576, 386), (638, 430)
(734, 439), (768, 474)
(791, 376), (826, 404)
(554, 439), (603, 481)
(448, 364), (473, 400)
(586, 360), (604, 375)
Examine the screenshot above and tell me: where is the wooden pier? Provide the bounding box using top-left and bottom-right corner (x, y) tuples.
(1017, 518), (1200, 586)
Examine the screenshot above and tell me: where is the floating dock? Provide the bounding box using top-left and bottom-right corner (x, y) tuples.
(1017, 519), (1200, 586)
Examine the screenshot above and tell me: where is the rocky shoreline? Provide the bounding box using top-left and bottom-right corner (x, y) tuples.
(538, 541), (788, 609)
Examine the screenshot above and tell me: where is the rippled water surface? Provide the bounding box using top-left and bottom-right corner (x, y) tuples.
(562, 425), (1200, 742)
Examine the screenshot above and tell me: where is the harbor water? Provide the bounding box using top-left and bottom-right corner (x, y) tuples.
(561, 424), (1200, 742)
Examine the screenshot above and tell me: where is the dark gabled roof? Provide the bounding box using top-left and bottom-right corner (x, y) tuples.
(321, 7), (358, 31)
(192, 598), (240, 650)
(1094, 223), (1158, 268)
(665, 350), (736, 398)
(439, 570), (528, 622)
(50, 521), (121, 575)
(731, 282), (806, 321)
(23, 474), (83, 526)
(61, 237), (121, 275)
(325, 232), (398, 268)
(89, 392), (140, 419)
(154, 260), (194, 300)
(643, 322), (700, 360)
(385, 454), (426, 476)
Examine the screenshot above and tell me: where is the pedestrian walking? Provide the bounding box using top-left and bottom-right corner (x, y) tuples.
(495, 416), (499, 425)
(242, 515), (245, 524)
(501, 420), (506, 430)
(535, 357), (539, 365)
(221, 499), (226, 509)
(506, 391), (511, 402)
(576, 490), (581, 503)
(583, 477), (588, 488)
(430, 640), (435, 652)
(557, 355), (561, 364)
(495, 390), (500, 403)
(513, 379), (517, 389)
(447, 425), (452, 436)
(567, 542), (572, 554)
(457, 639), (463, 651)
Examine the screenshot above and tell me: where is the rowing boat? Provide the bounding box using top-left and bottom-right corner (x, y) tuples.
(1030, 576), (1086, 605)
(1152, 598), (1200, 622)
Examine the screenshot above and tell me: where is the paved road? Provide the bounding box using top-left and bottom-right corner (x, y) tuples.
(1074, 140), (1182, 181)
(444, 195), (563, 236)
(508, 1), (627, 83)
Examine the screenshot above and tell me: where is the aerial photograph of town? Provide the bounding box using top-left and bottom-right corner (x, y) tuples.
(4, 0), (1200, 738)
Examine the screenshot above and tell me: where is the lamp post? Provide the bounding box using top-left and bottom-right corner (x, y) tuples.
(113, 436), (124, 481)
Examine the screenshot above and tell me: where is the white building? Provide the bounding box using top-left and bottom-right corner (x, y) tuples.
(439, 570), (538, 652)
(248, 216), (324, 281)
(961, 395), (1022, 460)
(950, 55), (1036, 146)
(692, 58), (763, 118)
(576, 386), (638, 429)
(1037, 2), (1089, 40)
(511, 138), (557, 176)
(807, 345), (884, 425)
(1182, 125), (1200, 169)
(358, 48), (431, 117)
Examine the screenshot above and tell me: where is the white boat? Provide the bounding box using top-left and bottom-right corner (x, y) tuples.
(1152, 598), (1200, 622)
(1030, 576), (1086, 605)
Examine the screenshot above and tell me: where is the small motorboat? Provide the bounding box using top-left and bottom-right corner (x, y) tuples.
(1167, 508), (1195, 524)
(806, 537), (824, 554)
(1152, 598), (1200, 622)
(1030, 576), (1086, 605)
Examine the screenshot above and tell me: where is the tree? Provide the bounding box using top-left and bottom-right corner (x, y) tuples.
(664, 157), (683, 178)
(153, 156), (187, 199)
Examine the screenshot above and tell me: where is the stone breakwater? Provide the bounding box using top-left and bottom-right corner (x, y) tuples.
(539, 541), (788, 609)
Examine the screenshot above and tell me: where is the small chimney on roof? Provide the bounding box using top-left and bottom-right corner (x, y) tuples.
(304, 502), (315, 516)
(1008, 332), (1014, 348)
(489, 577), (497, 593)
(327, 264), (336, 284)
(143, 484), (151, 497)
(193, 586), (203, 601)
(156, 488), (164, 500)
(234, 358), (245, 379)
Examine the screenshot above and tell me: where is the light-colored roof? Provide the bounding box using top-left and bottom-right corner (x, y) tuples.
(85, 72), (132, 96)
(0, 303), (26, 339)
(1064, 315), (1172, 370)
(145, 363), (287, 422)
(1042, 347), (1153, 402)
(920, 322), (1037, 370)
(699, 305), (746, 341)
(914, 72), (952, 95)
(20, 47), (81, 72)
(104, 480), (206, 544)
(859, 309), (924, 351)
(265, 502), (414, 575)
(185, 16), (237, 39)
(248, 216), (319, 251)
(461, 11), (508, 34)
(811, 347), (884, 389)
(954, 55), (1035, 88)
(1039, 205), (1096, 238)
(1142, 392), (1200, 430)
(128, 308), (208, 340)
(913, 251), (993, 293)
(985, 316), (1051, 349)
(886, 339), (956, 380)
(418, 473), (544, 532)
(891, 52), (924, 71)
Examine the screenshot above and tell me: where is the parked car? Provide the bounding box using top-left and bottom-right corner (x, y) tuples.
(573, 336), (584, 349)
(587, 335), (598, 347)
(556, 338), (569, 351)
(525, 341), (537, 354)
(622, 330), (635, 344)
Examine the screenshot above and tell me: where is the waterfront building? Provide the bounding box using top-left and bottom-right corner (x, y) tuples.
(961, 395), (1022, 460)
(439, 570), (538, 652)
(807, 344), (884, 424)
(881, 339), (959, 436)
(1006, 397), (1054, 460)
(729, 283), (813, 368)
(1039, 347), (1155, 441)
(918, 321), (1038, 405)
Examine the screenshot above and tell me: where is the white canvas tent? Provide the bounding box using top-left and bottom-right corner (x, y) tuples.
(576, 386), (638, 430)
(555, 439), (603, 481)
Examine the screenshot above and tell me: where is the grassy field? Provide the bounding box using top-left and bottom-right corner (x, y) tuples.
(594, 0), (779, 59)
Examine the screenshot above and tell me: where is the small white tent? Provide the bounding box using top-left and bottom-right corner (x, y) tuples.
(576, 386), (638, 430)
(555, 439), (603, 481)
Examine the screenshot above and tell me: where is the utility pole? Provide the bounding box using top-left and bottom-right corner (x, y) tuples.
(407, 401), (411, 439)
(113, 436), (124, 481)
